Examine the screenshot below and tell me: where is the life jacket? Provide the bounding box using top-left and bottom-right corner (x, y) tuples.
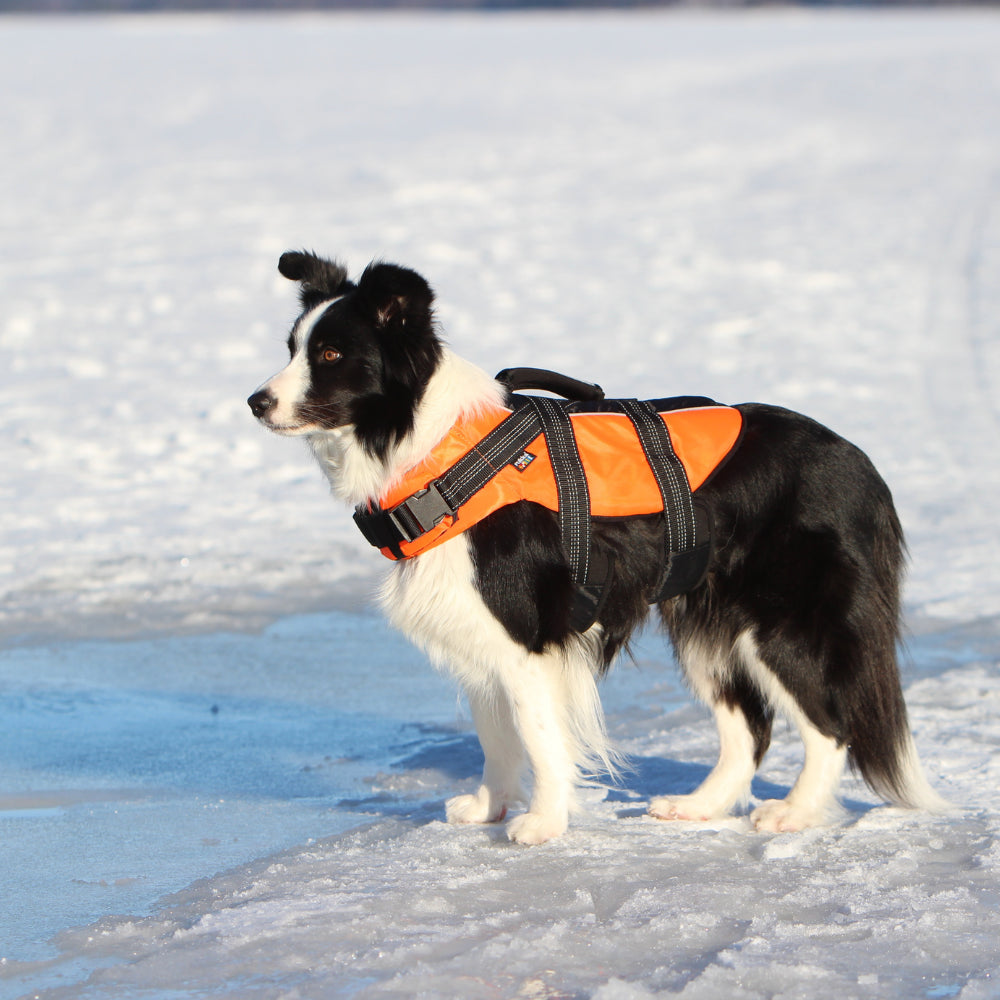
(354, 369), (743, 631)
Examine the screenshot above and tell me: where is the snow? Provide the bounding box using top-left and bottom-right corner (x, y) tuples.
(1, 8), (999, 999)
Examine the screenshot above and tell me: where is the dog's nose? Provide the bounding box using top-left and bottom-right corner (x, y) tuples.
(248, 390), (274, 419)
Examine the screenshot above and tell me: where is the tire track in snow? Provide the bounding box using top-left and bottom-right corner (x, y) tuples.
(921, 176), (1000, 470)
(964, 169), (1000, 432)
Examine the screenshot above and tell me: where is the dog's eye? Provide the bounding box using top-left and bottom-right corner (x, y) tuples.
(322, 348), (341, 363)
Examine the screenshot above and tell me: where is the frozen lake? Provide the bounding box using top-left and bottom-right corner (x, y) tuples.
(0, 613), (686, 972)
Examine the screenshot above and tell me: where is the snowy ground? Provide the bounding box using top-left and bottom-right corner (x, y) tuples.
(1, 9), (999, 999)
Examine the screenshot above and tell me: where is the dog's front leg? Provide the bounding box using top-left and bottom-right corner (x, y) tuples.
(500, 653), (577, 846)
(446, 683), (524, 825)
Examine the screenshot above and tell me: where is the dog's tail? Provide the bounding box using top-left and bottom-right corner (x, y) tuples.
(845, 501), (950, 813)
(862, 728), (951, 813)
(848, 649), (950, 813)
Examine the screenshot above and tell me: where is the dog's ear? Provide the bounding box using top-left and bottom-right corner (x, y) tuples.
(278, 251), (353, 309)
(356, 262), (434, 333)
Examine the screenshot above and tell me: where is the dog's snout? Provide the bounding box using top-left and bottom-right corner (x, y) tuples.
(248, 390), (274, 419)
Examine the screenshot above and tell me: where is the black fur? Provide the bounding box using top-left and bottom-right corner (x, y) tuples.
(278, 250), (354, 311)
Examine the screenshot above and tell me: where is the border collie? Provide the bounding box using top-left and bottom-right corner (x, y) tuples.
(248, 251), (945, 845)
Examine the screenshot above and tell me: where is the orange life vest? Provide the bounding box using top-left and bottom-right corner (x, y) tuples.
(356, 398), (742, 560)
(353, 389), (743, 630)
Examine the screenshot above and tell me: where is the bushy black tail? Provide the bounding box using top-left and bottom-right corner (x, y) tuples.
(845, 499), (947, 811)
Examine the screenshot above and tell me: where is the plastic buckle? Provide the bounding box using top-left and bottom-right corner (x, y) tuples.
(388, 483), (454, 541)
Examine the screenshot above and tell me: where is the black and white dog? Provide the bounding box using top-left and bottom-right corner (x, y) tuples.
(248, 251), (944, 845)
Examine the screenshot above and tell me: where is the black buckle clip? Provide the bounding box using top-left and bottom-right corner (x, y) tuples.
(388, 482), (454, 541)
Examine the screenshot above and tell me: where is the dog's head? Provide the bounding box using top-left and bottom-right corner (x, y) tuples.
(248, 252), (442, 460)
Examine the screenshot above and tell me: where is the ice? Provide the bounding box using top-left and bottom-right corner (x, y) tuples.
(1, 9), (1000, 999)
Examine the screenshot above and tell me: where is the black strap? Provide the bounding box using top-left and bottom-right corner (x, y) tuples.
(652, 501), (713, 601)
(618, 399), (712, 602)
(525, 397), (592, 588)
(619, 399), (696, 553)
(434, 404), (541, 511)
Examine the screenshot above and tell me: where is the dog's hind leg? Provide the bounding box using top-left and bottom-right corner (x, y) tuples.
(650, 646), (773, 822)
(649, 702), (759, 822)
(446, 682), (524, 825)
(732, 631), (850, 832)
(750, 715), (848, 832)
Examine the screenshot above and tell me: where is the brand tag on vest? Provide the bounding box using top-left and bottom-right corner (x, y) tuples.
(512, 450), (536, 472)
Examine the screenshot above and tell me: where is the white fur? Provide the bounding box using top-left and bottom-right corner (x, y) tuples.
(252, 302), (330, 434)
(649, 701), (757, 822)
(733, 630), (849, 830)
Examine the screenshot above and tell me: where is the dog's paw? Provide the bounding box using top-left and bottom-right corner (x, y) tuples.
(505, 811), (567, 846)
(648, 795), (721, 822)
(751, 799), (823, 833)
(445, 789), (507, 825)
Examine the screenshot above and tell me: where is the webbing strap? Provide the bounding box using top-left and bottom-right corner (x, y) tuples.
(525, 397), (592, 587)
(619, 399), (696, 552)
(435, 405), (541, 511)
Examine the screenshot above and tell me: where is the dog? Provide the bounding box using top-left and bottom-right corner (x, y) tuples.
(248, 251), (945, 845)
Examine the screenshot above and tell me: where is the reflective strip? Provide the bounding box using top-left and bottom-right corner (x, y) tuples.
(527, 397), (592, 586)
(619, 399), (696, 552)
